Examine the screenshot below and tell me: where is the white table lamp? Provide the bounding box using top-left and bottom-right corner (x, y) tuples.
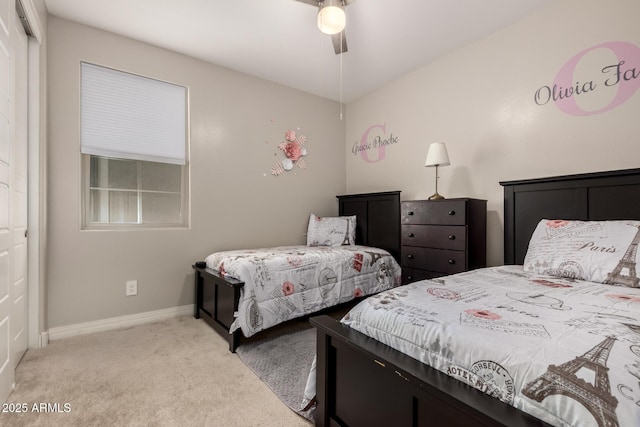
(424, 142), (450, 200)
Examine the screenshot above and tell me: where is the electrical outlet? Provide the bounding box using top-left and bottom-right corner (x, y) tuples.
(126, 280), (138, 296)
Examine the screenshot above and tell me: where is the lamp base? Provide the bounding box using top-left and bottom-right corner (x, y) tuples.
(428, 193), (445, 200)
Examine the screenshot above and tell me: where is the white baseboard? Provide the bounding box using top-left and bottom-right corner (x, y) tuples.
(39, 331), (49, 348)
(48, 305), (193, 341)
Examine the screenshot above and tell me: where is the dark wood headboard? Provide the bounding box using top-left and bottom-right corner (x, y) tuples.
(500, 168), (640, 265)
(337, 191), (401, 262)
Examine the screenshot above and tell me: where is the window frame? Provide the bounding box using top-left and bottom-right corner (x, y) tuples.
(79, 62), (190, 231)
(81, 154), (190, 230)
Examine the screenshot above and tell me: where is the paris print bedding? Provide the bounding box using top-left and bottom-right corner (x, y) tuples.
(205, 245), (401, 338)
(341, 266), (640, 427)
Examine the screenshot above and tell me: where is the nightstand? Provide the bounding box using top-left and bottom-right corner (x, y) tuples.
(401, 198), (486, 284)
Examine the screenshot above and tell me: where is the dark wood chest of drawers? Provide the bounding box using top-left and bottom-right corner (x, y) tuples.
(401, 198), (486, 284)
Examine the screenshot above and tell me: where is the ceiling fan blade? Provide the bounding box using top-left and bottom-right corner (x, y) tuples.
(331, 31), (348, 54)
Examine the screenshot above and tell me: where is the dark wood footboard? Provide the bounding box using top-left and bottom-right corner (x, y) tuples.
(193, 264), (244, 352)
(310, 315), (548, 427)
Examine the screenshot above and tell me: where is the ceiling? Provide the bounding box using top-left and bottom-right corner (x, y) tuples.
(43, 0), (556, 103)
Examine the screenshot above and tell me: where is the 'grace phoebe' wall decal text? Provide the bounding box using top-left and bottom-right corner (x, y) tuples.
(352, 123), (399, 163)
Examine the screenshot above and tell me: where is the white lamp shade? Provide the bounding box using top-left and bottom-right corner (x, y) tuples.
(317, 5), (345, 35)
(425, 142), (450, 167)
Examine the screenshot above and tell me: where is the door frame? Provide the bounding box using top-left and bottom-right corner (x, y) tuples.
(18, 0), (45, 349)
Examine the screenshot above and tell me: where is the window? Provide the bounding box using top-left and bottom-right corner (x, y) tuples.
(80, 63), (188, 229)
(85, 156), (186, 226)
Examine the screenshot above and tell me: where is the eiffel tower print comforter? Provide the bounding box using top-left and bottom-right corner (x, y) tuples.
(205, 245), (401, 338)
(341, 266), (640, 427)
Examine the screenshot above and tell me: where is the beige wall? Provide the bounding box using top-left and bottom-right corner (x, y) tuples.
(47, 17), (346, 328)
(47, 0), (640, 328)
(345, 0), (640, 266)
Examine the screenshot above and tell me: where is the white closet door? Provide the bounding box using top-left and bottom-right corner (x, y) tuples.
(0, 0), (29, 403)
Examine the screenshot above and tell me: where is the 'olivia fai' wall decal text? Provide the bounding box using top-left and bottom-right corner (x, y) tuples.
(534, 41), (640, 116)
(352, 123), (399, 163)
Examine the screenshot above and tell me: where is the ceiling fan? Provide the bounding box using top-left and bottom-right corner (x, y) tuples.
(294, 0), (355, 54)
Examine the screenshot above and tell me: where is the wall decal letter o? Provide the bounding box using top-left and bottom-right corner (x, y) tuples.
(554, 41), (640, 116)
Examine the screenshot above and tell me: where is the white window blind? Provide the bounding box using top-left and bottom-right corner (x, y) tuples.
(81, 62), (187, 165)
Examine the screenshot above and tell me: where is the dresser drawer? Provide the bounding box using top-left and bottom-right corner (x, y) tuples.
(402, 200), (467, 225)
(402, 225), (466, 251)
(401, 246), (466, 274)
(402, 267), (443, 284)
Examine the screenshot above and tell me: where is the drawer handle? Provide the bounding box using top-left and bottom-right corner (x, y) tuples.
(448, 259), (455, 264)
(408, 211), (414, 216)
(448, 235), (456, 240)
(408, 233), (415, 238)
(407, 254), (414, 260)
(407, 276), (413, 281)
(448, 210), (456, 216)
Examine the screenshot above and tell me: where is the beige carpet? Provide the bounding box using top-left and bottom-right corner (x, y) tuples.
(1, 316), (312, 427)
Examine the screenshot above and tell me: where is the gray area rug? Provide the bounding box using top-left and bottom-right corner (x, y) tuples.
(236, 321), (316, 422)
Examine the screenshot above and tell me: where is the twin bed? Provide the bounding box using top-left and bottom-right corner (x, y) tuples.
(311, 168), (640, 427)
(193, 191), (402, 352)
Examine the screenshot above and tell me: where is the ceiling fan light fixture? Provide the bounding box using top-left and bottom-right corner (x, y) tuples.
(317, 4), (345, 35)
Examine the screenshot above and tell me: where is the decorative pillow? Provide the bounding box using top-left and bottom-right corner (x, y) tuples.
(523, 219), (640, 287)
(306, 214), (356, 246)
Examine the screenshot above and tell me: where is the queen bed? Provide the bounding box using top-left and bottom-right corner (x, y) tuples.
(310, 168), (640, 427)
(193, 191), (402, 352)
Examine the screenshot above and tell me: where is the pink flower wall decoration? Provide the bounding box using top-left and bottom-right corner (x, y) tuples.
(285, 129), (296, 142)
(284, 141), (302, 160)
(271, 128), (309, 176)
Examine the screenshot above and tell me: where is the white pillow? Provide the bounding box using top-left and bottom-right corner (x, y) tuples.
(523, 219), (640, 287)
(306, 214), (356, 246)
